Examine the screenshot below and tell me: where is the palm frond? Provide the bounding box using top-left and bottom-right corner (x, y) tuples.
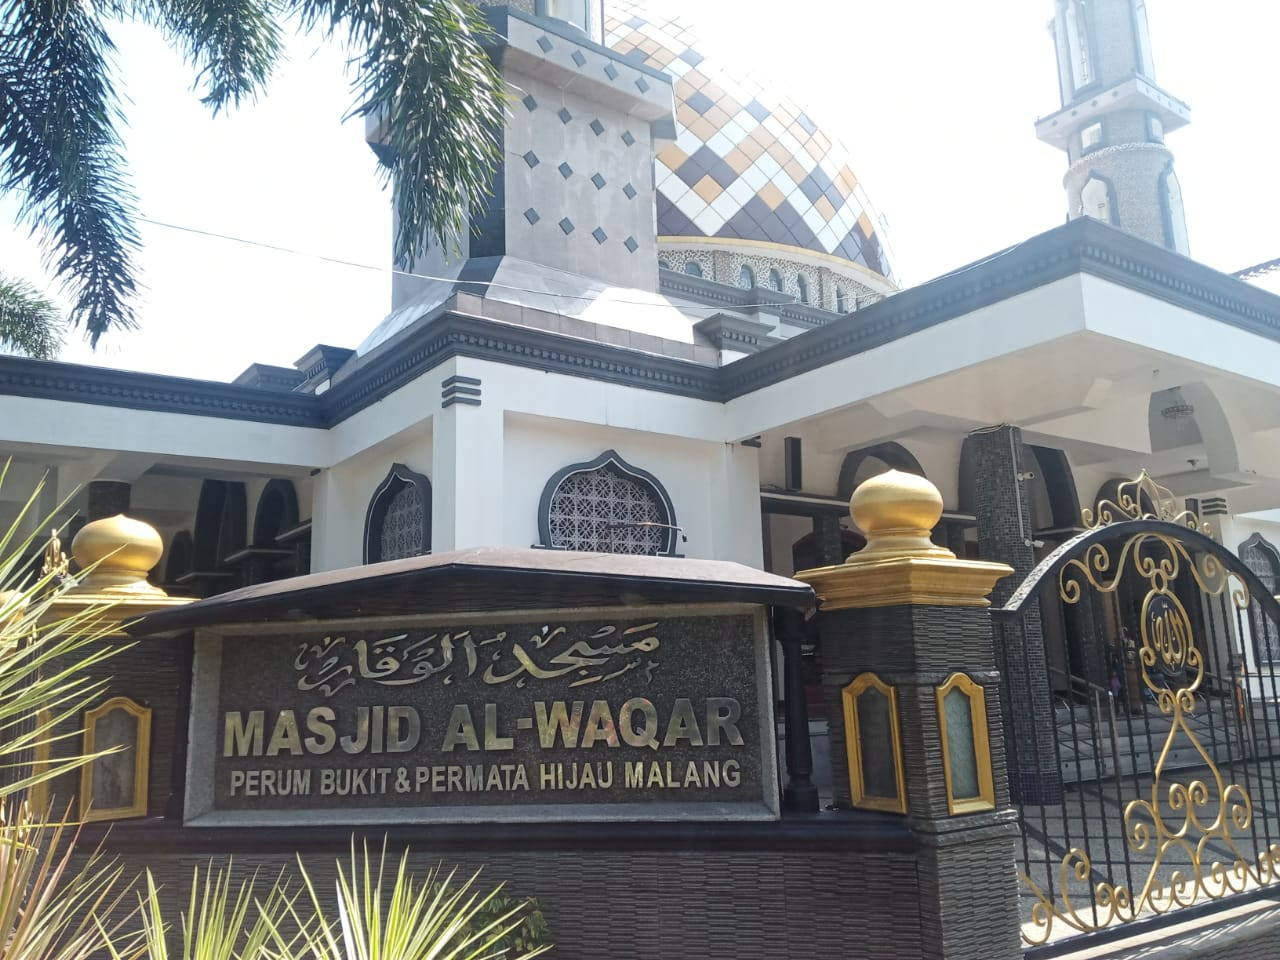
(288, 0), (506, 261)
(129, 0), (282, 112)
(0, 273), (63, 359)
(0, 0), (140, 346)
(0, 800), (138, 960)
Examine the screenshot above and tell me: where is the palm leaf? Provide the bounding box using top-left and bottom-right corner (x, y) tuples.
(0, 273), (63, 358)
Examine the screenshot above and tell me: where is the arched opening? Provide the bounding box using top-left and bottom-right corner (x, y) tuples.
(835, 286), (848, 313)
(247, 479), (303, 584)
(363, 464), (432, 564)
(538, 450), (680, 556)
(683, 260), (703, 278)
(837, 442), (925, 500)
(738, 264), (755, 289)
(163, 530), (194, 591)
(767, 269), (783, 291)
(1080, 174), (1115, 224)
(796, 274), (810, 304)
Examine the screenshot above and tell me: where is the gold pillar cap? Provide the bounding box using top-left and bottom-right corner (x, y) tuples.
(848, 469), (954, 564)
(68, 514), (167, 597)
(796, 469), (1012, 609)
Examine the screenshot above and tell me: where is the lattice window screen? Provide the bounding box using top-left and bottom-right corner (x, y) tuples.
(547, 465), (664, 555)
(379, 482), (426, 561)
(1244, 542), (1280, 662)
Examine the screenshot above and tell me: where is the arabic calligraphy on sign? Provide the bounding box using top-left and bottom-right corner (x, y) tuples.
(293, 621), (662, 697)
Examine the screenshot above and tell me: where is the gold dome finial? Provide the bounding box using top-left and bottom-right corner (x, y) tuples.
(68, 515), (166, 597)
(847, 469), (954, 565)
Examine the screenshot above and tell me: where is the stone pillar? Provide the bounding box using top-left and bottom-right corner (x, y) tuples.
(812, 513), (844, 566)
(87, 480), (131, 520)
(798, 470), (1021, 960)
(967, 426), (1058, 804)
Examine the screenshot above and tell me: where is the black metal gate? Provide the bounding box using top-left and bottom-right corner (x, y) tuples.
(992, 472), (1280, 951)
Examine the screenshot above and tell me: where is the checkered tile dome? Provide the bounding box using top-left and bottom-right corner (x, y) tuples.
(605, 1), (895, 283)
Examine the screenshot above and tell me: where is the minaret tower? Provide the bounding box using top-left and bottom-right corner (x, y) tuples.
(1035, 0), (1191, 254)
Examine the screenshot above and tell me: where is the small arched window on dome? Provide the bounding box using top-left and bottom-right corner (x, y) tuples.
(796, 274), (810, 304)
(683, 261), (703, 278)
(738, 265), (755, 289)
(835, 286), (849, 313)
(659, 259), (672, 271)
(767, 269), (783, 291)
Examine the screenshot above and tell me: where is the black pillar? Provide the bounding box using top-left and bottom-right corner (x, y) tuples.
(773, 607), (819, 812)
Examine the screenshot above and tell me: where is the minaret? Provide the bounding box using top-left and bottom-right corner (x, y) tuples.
(366, 0), (676, 312)
(1035, 0), (1191, 254)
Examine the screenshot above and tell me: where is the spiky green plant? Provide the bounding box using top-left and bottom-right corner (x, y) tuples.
(0, 463), (129, 802)
(0, 801), (139, 960)
(281, 841), (551, 960)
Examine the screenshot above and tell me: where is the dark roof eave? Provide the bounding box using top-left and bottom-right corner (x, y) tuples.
(127, 547), (815, 636)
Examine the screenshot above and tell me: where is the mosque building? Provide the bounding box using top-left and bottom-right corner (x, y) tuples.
(5, 0), (1280, 763)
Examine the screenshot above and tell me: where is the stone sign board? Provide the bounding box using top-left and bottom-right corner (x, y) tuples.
(185, 603), (778, 825)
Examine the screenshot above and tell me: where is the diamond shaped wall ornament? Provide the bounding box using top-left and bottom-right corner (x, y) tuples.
(604, 63), (619, 81)
(572, 50), (587, 67)
(635, 76), (650, 93)
(537, 35), (553, 53)
(522, 94), (537, 112)
(623, 183), (637, 199)
(558, 107), (572, 124)
(524, 208), (540, 224)
(591, 173), (606, 190)
(523, 151), (539, 168)
(624, 236), (638, 253)
(559, 217), (574, 235)
(592, 227), (608, 244)
(621, 130), (635, 147)
(590, 118), (605, 136)
(558, 162), (573, 179)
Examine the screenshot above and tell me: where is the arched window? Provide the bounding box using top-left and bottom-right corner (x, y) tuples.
(658, 259), (672, 271)
(1062, 0), (1094, 91)
(249, 479), (304, 583)
(1080, 175), (1115, 224)
(738, 264), (755, 288)
(1241, 535), (1280, 595)
(796, 274), (810, 304)
(835, 286), (848, 313)
(683, 260), (703, 278)
(767, 269), (783, 291)
(364, 464), (432, 563)
(538, 450), (680, 556)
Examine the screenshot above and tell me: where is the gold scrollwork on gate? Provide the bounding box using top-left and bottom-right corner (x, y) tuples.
(1020, 477), (1280, 945)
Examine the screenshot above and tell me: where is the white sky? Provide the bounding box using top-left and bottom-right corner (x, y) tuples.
(2, 0), (1278, 381)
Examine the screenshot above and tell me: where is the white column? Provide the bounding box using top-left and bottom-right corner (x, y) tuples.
(432, 375), (505, 552)
(709, 442), (764, 567)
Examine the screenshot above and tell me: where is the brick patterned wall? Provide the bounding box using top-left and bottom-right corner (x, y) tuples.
(87, 828), (924, 960)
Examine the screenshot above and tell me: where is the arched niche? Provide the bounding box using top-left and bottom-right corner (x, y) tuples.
(193, 480), (247, 572)
(837, 442), (925, 501)
(164, 530), (194, 587)
(538, 449), (680, 557)
(253, 480), (300, 547)
(364, 464), (432, 564)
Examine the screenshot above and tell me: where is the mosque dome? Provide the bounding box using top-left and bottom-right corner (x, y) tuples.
(605, 1), (897, 293)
